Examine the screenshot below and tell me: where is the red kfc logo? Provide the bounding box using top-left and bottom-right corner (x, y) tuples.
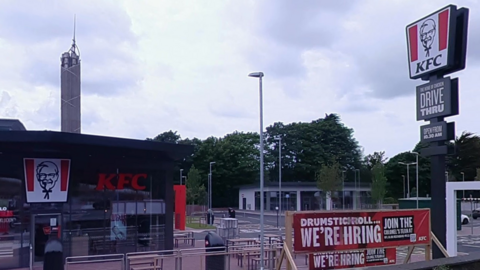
(96, 173), (147, 190)
(24, 158), (71, 203)
(406, 5), (455, 79)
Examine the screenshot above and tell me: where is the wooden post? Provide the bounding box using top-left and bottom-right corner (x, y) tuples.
(403, 246), (415, 264)
(431, 232), (450, 258)
(285, 211), (294, 270)
(425, 210), (432, 261)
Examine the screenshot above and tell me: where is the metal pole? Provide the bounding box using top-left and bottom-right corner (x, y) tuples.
(354, 170), (357, 210)
(402, 175), (405, 198)
(258, 76), (265, 269)
(279, 137), (282, 214)
(342, 171), (345, 210)
(209, 162), (215, 209)
(471, 199), (474, 235)
(180, 169), (183, 185)
(407, 164), (410, 198)
(416, 154), (419, 208)
(208, 173), (211, 209)
(358, 170), (361, 209)
(462, 172), (465, 198)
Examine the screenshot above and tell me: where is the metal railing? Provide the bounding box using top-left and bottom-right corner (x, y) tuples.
(65, 253), (125, 270)
(64, 242), (297, 270)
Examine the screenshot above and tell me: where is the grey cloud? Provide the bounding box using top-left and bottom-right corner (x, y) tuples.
(243, 1), (360, 97)
(255, 1), (359, 49)
(0, 0), (142, 96)
(0, 91), (11, 108)
(0, 1), (136, 45)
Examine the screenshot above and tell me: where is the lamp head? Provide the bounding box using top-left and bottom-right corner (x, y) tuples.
(248, 72), (264, 78)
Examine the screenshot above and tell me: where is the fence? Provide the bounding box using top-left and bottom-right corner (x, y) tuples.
(65, 253), (125, 270)
(65, 242), (301, 270)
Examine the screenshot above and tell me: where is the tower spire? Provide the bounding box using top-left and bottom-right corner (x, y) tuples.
(70, 15), (78, 56)
(73, 14), (76, 46)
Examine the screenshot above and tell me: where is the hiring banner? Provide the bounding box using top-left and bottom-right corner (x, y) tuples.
(308, 248), (396, 270)
(293, 209), (430, 253)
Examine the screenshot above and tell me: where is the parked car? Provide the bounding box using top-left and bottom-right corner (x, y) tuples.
(472, 208), (480, 219)
(461, 214), (470, 225)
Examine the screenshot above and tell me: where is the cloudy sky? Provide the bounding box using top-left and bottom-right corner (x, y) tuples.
(0, 0), (479, 159)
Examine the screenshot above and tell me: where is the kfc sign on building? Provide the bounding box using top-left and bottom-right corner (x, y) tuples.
(96, 173), (147, 190)
(24, 158), (71, 203)
(406, 5), (456, 79)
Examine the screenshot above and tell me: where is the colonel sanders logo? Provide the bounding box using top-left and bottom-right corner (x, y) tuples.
(36, 161), (59, 200)
(24, 158), (70, 203)
(420, 19), (436, 57)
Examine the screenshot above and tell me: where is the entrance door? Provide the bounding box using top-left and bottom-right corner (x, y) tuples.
(31, 213), (62, 263)
(242, 198), (246, 210)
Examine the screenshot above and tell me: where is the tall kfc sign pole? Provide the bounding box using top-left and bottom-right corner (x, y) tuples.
(406, 5), (469, 259)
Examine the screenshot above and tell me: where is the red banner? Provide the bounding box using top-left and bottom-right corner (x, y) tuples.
(293, 209), (430, 253)
(308, 248), (396, 269)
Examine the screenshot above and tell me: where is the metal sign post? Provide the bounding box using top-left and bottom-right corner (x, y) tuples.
(406, 4), (469, 259)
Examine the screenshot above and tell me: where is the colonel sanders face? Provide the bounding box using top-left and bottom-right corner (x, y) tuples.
(420, 19), (436, 56)
(36, 161), (59, 198)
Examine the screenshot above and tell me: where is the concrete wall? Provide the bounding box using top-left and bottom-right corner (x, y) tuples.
(238, 188), (255, 210)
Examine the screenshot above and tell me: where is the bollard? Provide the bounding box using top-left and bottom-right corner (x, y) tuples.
(43, 238), (63, 270)
(205, 232), (225, 270)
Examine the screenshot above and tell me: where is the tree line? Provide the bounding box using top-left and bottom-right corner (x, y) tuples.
(147, 114), (480, 208)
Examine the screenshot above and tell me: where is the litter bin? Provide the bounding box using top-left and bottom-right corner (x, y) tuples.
(205, 232), (225, 270)
(43, 238), (63, 270)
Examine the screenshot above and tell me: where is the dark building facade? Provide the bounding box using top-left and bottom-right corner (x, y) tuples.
(60, 35), (81, 133)
(0, 128), (191, 269)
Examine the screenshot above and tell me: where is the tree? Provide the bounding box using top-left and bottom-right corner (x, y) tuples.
(186, 165), (205, 205)
(448, 132), (480, 182)
(266, 114), (361, 183)
(364, 151), (388, 170)
(316, 160), (343, 210)
(385, 150), (430, 199)
(147, 130), (181, 143)
(371, 163), (387, 207)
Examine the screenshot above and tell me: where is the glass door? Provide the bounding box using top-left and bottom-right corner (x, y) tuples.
(31, 213), (62, 263)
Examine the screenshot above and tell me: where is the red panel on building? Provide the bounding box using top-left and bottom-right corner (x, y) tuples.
(173, 185), (186, 230)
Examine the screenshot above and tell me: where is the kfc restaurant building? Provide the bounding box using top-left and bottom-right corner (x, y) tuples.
(0, 126), (192, 269)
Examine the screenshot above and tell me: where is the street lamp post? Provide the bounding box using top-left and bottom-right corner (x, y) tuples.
(275, 137), (282, 213)
(209, 162), (216, 209)
(180, 169), (183, 185)
(399, 162), (416, 198)
(342, 170), (346, 210)
(354, 169), (360, 209)
(402, 175), (406, 198)
(249, 71), (265, 269)
(357, 169), (361, 208)
(461, 172), (465, 198)
(411, 151), (420, 209)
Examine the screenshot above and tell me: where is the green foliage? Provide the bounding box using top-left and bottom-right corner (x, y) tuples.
(410, 187), (417, 197)
(316, 160), (343, 196)
(448, 132), (480, 181)
(385, 151), (430, 200)
(149, 115), (480, 208)
(371, 163), (387, 205)
(186, 165), (205, 205)
(147, 130), (181, 143)
(266, 114), (361, 183)
(383, 197), (396, 204)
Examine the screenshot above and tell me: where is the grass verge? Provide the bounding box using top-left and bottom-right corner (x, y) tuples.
(185, 216), (216, 229)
